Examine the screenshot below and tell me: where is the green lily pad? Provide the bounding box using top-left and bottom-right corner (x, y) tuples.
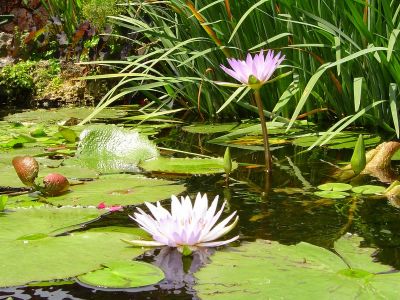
(0, 207), (149, 287)
(139, 157), (238, 175)
(0, 228), (146, 287)
(195, 234), (400, 299)
(292, 132), (380, 149)
(76, 125), (159, 173)
(182, 123), (249, 134)
(77, 261), (164, 289)
(317, 183), (353, 191)
(352, 185), (386, 195)
(314, 190), (350, 199)
(0, 207), (104, 240)
(12, 174), (185, 207)
(4, 107), (127, 124)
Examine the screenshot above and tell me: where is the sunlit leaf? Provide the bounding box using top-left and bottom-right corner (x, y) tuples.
(351, 185), (386, 195)
(195, 235), (400, 299)
(77, 261), (164, 289)
(317, 183), (352, 191)
(140, 157), (238, 175)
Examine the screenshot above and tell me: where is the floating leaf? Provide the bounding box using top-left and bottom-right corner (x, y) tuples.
(317, 183), (352, 191)
(77, 261), (164, 289)
(195, 235), (400, 299)
(0, 195), (7, 211)
(0, 228), (146, 287)
(352, 185), (386, 195)
(293, 132), (380, 149)
(351, 134), (366, 175)
(58, 126), (77, 143)
(12, 174), (185, 207)
(76, 125), (159, 172)
(182, 123), (249, 134)
(314, 190), (350, 199)
(4, 107), (127, 124)
(140, 157), (238, 175)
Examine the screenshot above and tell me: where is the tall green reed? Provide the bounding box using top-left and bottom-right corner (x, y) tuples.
(81, 0), (400, 142)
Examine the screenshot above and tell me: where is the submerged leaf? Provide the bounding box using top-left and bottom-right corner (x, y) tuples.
(314, 190), (350, 199)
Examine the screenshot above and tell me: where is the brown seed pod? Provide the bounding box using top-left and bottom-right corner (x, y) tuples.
(12, 156), (39, 186)
(43, 173), (70, 196)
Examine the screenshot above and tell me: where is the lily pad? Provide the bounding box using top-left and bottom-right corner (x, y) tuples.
(352, 185), (386, 195)
(0, 207), (149, 287)
(0, 228), (146, 287)
(139, 157), (238, 175)
(195, 234), (400, 299)
(77, 261), (164, 289)
(314, 190), (350, 199)
(4, 107), (126, 124)
(292, 132), (380, 149)
(0, 207), (104, 240)
(317, 183), (352, 191)
(182, 123), (249, 134)
(12, 174), (185, 207)
(76, 125), (159, 173)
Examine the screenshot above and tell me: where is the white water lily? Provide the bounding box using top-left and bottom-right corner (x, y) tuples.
(125, 193), (239, 252)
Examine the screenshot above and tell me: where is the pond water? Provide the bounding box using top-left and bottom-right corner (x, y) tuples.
(1, 110), (400, 299)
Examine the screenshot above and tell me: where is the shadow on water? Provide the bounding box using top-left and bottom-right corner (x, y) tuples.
(2, 125), (400, 299)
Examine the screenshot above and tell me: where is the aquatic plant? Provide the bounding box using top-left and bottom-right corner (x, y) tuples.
(43, 173), (70, 196)
(12, 156), (70, 196)
(220, 50), (285, 171)
(81, 0), (399, 141)
(12, 156), (39, 187)
(124, 193), (239, 254)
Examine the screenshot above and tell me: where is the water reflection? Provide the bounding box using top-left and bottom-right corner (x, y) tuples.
(152, 247), (215, 292)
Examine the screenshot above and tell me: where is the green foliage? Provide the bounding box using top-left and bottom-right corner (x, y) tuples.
(195, 235), (400, 299)
(40, 0), (83, 38)
(82, 0), (123, 30)
(0, 60), (62, 105)
(0, 206), (146, 287)
(351, 134), (366, 175)
(76, 125), (159, 172)
(139, 157), (238, 175)
(0, 61), (35, 103)
(11, 174), (186, 207)
(77, 261), (164, 288)
(0, 195), (7, 211)
(85, 0), (400, 135)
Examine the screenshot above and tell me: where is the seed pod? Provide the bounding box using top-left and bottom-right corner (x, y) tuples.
(12, 156), (39, 186)
(43, 173), (70, 196)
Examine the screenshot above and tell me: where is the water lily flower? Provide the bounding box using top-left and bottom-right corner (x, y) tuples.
(219, 49), (286, 172)
(124, 193), (239, 252)
(220, 49), (285, 89)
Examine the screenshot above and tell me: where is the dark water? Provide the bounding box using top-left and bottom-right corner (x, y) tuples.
(2, 127), (400, 300)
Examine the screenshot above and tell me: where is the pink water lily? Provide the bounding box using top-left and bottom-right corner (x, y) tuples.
(220, 49), (285, 88)
(124, 193), (239, 252)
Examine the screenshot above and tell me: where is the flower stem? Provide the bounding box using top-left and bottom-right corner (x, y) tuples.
(254, 89), (272, 172)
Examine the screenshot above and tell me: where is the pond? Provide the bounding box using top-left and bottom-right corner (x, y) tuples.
(1, 107), (400, 299)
